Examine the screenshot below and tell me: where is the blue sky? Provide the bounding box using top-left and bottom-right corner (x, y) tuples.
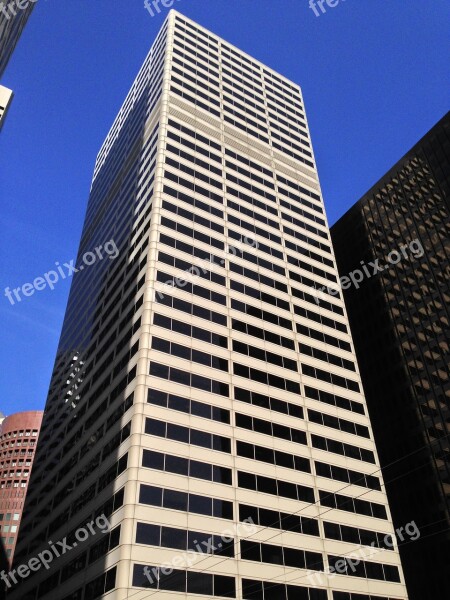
(0, 0), (448, 415)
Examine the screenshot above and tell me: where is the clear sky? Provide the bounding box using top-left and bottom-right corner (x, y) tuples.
(0, 0), (448, 415)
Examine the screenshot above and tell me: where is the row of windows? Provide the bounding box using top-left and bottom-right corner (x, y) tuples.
(282, 211), (328, 241)
(231, 298), (292, 329)
(312, 434), (375, 464)
(224, 114), (269, 144)
(154, 313), (228, 349)
(242, 578), (325, 600)
(238, 470), (315, 504)
(172, 54), (220, 88)
(288, 254), (337, 283)
(224, 94), (266, 125)
(167, 129), (221, 162)
(159, 233), (223, 265)
(273, 140), (314, 169)
(161, 210), (223, 240)
(230, 276), (289, 307)
(136, 523), (234, 556)
(241, 539), (323, 571)
(234, 362), (301, 394)
(328, 555), (400, 583)
(166, 142), (222, 174)
(157, 255), (226, 292)
(226, 161), (275, 190)
(237, 440), (310, 473)
(225, 148), (273, 177)
(235, 413), (307, 445)
(228, 199), (280, 232)
(291, 271), (342, 306)
(145, 418), (231, 453)
(315, 461), (381, 491)
(156, 272), (226, 310)
(324, 521), (393, 550)
(142, 449), (233, 485)
(149, 362), (230, 397)
(152, 336), (229, 372)
(297, 324), (351, 352)
(284, 224), (331, 254)
(308, 409), (370, 439)
(234, 386), (304, 419)
(173, 40), (219, 74)
(172, 66), (221, 100)
(163, 184), (223, 219)
(333, 592), (396, 600)
(139, 484), (234, 520)
(175, 17), (218, 45)
(228, 214), (281, 246)
(239, 504), (319, 536)
(301, 343), (356, 372)
(232, 318), (295, 350)
(285, 238), (333, 268)
(164, 169), (223, 203)
(168, 118), (221, 150)
(305, 386), (365, 415)
(166, 156), (223, 189)
(132, 564), (235, 597)
(147, 387), (230, 423)
(232, 340), (298, 372)
(319, 490), (387, 520)
(302, 364), (360, 393)
(227, 185), (278, 216)
(272, 132), (314, 166)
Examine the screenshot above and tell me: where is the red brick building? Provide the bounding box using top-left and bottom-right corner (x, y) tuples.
(0, 411), (42, 566)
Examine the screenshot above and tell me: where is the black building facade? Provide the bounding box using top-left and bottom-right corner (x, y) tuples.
(331, 112), (450, 599)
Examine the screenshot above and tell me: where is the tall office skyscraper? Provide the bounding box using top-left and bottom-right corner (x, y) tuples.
(0, 1), (35, 77)
(12, 11), (407, 600)
(331, 113), (450, 600)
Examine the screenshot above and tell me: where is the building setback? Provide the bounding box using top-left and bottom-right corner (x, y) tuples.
(0, 411), (43, 568)
(331, 113), (450, 599)
(11, 10), (407, 600)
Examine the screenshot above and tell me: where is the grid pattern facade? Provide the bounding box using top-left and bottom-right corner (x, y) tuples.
(331, 113), (450, 600)
(0, 411), (42, 567)
(11, 11), (407, 600)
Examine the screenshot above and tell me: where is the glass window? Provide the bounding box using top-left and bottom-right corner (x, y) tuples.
(139, 485), (162, 507)
(163, 489), (188, 512)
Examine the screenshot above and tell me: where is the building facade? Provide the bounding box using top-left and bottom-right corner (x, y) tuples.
(0, 85), (13, 130)
(11, 11), (407, 600)
(0, 411), (42, 567)
(331, 113), (450, 599)
(0, 1), (35, 78)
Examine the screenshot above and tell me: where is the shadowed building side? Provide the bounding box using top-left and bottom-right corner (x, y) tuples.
(331, 112), (450, 600)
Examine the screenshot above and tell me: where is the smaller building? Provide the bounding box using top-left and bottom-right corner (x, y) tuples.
(0, 411), (43, 567)
(0, 85), (13, 130)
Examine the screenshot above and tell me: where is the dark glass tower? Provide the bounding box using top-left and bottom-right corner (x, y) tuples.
(331, 112), (450, 600)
